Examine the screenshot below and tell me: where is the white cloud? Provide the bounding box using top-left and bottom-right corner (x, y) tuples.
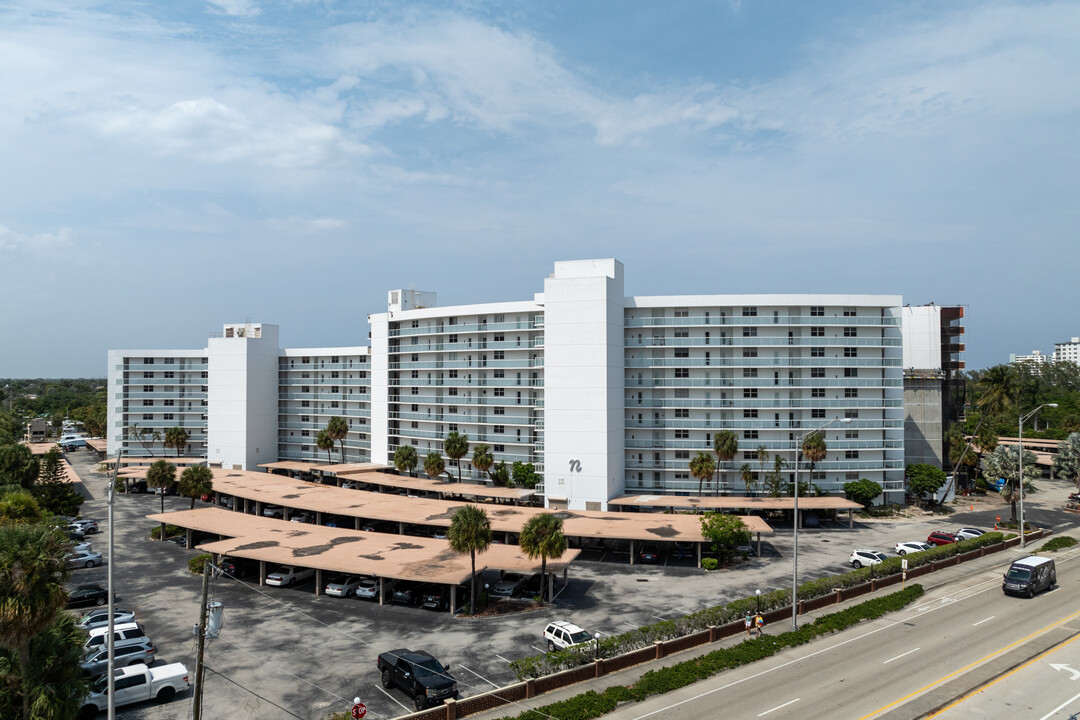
(0, 224), (73, 254)
(206, 0), (260, 18)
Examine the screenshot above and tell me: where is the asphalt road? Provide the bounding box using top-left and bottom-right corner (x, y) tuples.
(61, 449), (1080, 720)
(601, 544), (1080, 720)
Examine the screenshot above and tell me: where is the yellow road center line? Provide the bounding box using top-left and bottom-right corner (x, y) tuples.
(856, 606), (1080, 720)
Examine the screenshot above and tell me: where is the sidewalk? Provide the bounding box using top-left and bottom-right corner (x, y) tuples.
(458, 528), (1077, 720)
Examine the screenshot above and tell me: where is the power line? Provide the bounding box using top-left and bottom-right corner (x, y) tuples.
(203, 665), (308, 720)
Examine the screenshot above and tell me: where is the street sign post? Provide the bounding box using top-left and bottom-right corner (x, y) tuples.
(351, 701), (367, 719)
(901, 558), (908, 587)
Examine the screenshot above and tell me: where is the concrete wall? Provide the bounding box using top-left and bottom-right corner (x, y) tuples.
(207, 324), (280, 470)
(903, 378), (944, 468)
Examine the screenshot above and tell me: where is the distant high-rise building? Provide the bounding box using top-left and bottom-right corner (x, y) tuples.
(1053, 337), (1080, 364)
(1010, 350), (1048, 365)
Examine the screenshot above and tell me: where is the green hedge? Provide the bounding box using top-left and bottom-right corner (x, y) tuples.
(150, 524), (183, 540)
(498, 586), (923, 720)
(1038, 536), (1077, 552)
(508, 533), (1003, 680)
(188, 554), (212, 574)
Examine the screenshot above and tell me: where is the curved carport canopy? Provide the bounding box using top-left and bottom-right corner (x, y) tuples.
(608, 494), (863, 529)
(148, 507), (579, 613)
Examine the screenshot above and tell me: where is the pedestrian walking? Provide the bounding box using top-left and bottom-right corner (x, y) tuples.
(745, 613), (753, 637)
(754, 613), (765, 636)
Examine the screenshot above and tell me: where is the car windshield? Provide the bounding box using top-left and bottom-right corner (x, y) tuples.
(569, 630), (593, 644)
(90, 676), (108, 694)
(412, 659), (446, 678)
(1006, 567), (1032, 581)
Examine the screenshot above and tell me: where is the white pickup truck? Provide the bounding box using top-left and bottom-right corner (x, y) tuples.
(78, 662), (189, 718)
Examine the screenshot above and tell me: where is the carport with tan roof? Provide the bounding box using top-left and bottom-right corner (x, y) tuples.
(608, 494), (864, 528)
(147, 507), (579, 612)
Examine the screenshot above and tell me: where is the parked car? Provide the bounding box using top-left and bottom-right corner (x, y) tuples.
(340, 480), (359, 490)
(83, 622), (147, 652)
(637, 544), (660, 563)
(355, 577), (379, 600)
(523, 573), (558, 598)
(377, 649), (457, 711)
(67, 526), (86, 540)
(78, 662), (190, 716)
(71, 519), (99, 535)
(264, 566), (315, 587)
(72, 541), (93, 554)
(219, 556), (259, 578)
(422, 586), (453, 611)
(290, 512), (314, 524)
(956, 527), (985, 541)
(81, 639), (157, 677)
(67, 551), (103, 569)
(543, 621), (595, 652)
(491, 573), (527, 597)
(391, 580), (427, 605)
(849, 549), (889, 568)
(77, 608), (135, 631)
(894, 541), (932, 556)
(261, 505), (284, 519)
(67, 584), (109, 608)
(325, 574), (366, 598)
(927, 531), (959, 546)
(432, 529), (448, 540)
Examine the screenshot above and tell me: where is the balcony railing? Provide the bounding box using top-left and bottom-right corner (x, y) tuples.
(624, 315), (900, 328)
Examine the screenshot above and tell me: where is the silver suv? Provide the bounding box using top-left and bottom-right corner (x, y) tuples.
(81, 639), (157, 678)
(543, 621), (595, 652)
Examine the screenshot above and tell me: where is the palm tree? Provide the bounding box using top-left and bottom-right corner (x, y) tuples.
(712, 430), (739, 494)
(423, 451), (445, 480)
(316, 430), (334, 464)
(393, 445), (419, 477)
(689, 452), (716, 497)
(1053, 432), (1080, 490)
(146, 459), (177, 516)
(984, 444), (1040, 523)
(519, 513), (567, 603)
(0, 612), (90, 720)
(444, 432), (469, 482)
(164, 427), (189, 458)
(447, 505), (492, 615)
(471, 444), (494, 482)
(0, 522), (70, 720)
(0, 491), (47, 525)
(766, 456), (787, 497)
(975, 365), (1016, 417)
(755, 445), (769, 496)
(151, 430), (162, 455)
(326, 417), (349, 464)
(127, 424), (150, 456)
(740, 463), (756, 496)
(801, 432), (827, 476)
(179, 465), (214, 509)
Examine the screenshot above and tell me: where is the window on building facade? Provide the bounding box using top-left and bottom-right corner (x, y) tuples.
(494, 388), (504, 396)
(811, 368), (825, 378)
(844, 367), (859, 377)
(674, 308), (689, 317)
(811, 408), (826, 419)
(493, 351), (505, 360)
(494, 406), (504, 415)
(675, 368), (689, 378)
(743, 429), (758, 439)
(411, 370), (419, 379)
(163, 371), (174, 379)
(743, 409), (758, 418)
(675, 347), (689, 358)
(845, 388), (858, 398)
(845, 409), (859, 419)
(844, 347), (858, 358)
(845, 450), (859, 459)
(164, 399), (174, 406)
(674, 429), (689, 439)
(743, 388), (758, 398)
(843, 327), (857, 337)
(674, 408), (689, 418)
(811, 326), (825, 337)
(742, 327), (757, 337)
(449, 369), (458, 378)
(843, 307), (857, 317)
(143, 372), (153, 379)
(811, 347), (825, 358)
(142, 399), (152, 406)
(163, 413), (173, 420)
(743, 368), (758, 378)
(742, 307), (757, 317)
(494, 369), (505, 378)
(811, 388), (825, 398)
(846, 429), (858, 438)
(493, 425), (504, 434)
(301, 400), (309, 407)
(810, 306), (824, 317)
(143, 385), (153, 392)
(743, 348), (758, 358)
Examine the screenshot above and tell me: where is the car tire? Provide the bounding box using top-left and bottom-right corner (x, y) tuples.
(156, 686), (175, 703)
(414, 694), (427, 711)
(86, 561), (95, 568)
(95, 598), (105, 606)
(898, 550), (906, 556)
(1029, 588), (1035, 599)
(381, 669), (393, 689)
(547, 640), (556, 652)
(852, 560), (862, 569)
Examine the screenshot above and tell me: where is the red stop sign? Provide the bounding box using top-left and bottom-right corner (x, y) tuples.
(351, 703), (367, 719)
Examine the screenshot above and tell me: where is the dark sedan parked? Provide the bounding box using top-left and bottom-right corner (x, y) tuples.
(66, 584), (109, 608)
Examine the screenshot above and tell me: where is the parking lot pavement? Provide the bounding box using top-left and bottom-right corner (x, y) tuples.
(61, 450), (1080, 720)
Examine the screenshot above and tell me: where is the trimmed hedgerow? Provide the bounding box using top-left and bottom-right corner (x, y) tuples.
(150, 523), (183, 540)
(187, 553), (212, 575)
(495, 586), (924, 720)
(1038, 536), (1077, 552)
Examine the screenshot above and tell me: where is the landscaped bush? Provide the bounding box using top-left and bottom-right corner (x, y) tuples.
(188, 554), (212, 574)
(150, 523), (183, 540)
(701, 558), (718, 571)
(499, 586), (924, 720)
(1038, 536), (1077, 552)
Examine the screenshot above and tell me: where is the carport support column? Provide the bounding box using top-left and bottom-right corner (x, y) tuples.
(315, 569), (322, 596)
(186, 528), (192, 549)
(256, 501), (263, 517)
(756, 532), (761, 557)
(630, 539), (635, 565)
(259, 560), (266, 586)
(697, 542), (702, 569)
(354, 517), (360, 531)
(316, 512), (322, 525)
(849, 509), (853, 529)
(379, 578), (385, 605)
(283, 507), (290, 522)
(398, 522), (405, 535)
(449, 588), (455, 615)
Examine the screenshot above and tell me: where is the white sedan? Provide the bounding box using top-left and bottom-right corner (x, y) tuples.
(265, 566), (315, 587)
(67, 551), (103, 569)
(324, 575), (365, 598)
(956, 527), (985, 541)
(77, 608), (136, 631)
(894, 541), (933, 556)
(849, 549), (889, 568)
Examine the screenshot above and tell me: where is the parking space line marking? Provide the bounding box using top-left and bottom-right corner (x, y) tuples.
(376, 686), (409, 711)
(530, 646), (545, 654)
(459, 664), (500, 688)
(495, 654), (511, 664)
(651, 615), (666, 621)
(882, 648), (919, 664)
(973, 616), (995, 626)
(758, 698), (799, 716)
(1040, 688), (1080, 720)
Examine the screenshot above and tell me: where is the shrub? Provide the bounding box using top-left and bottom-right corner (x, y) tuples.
(188, 554), (212, 575)
(1038, 536), (1077, 552)
(701, 558), (718, 571)
(150, 523), (182, 540)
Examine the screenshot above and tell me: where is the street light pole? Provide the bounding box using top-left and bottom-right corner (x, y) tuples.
(107, 448), (122, 720)
(792, 417), (851, 631)
(1019, 403), (1057, 548)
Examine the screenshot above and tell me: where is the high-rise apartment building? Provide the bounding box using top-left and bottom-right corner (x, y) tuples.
(1053, 338), (1080, 364)
(108, 259), (909, 507)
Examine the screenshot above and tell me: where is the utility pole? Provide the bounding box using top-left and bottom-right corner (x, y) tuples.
(107, 448), (123, 720)
(193, 561), (211, 720)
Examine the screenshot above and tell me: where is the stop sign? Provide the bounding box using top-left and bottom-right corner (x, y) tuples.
(351, 702), (367, 719)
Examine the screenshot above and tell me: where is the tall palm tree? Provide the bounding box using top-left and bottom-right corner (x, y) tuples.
(146, 459), (177, 516)
(0, 522), (70, 720)
(316, 430), (334, 464)
(0, 612), (90, 720)
(423, 451), (445, 480)
(444, 432), (469, 482)
(1053, 432), (1080, 489)
(151, 430), (162, 455)
(164, 426), (189, 458)
(326, 417), (349, 464)
(178, 465), (214, 509)
(755, 444), (769, 496)
(519, 513), (567, 603)
(471, 444), (494, 482)
(393, 445), (419, 477)
(984, 444), (1040, 523)
(127, 424), (149, 456)
(801, 432), (827, 476)
(712, 430), (738, 494)
(975, 365), (1016, 417)
(689, 452), (716, 497)
(740, 463), (756, 496)
(447, 505), (492, 615)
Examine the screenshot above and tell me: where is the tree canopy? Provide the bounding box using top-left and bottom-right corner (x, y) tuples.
(843, 478), (883, 509)
(699, 512), (751, 563)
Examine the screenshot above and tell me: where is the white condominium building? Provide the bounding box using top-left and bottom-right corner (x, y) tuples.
(108, 259), (907, 507)
(1053, 338), (1080, 364)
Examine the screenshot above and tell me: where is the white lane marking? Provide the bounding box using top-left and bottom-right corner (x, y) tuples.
(1039, 688), (1080, 720)
(494, 654), (511, 664)
(882, 647), (920, 664)
(651, 615), (667, 621)
(531, 645), (545, 653)
(629, 581), (1003, 720)
(758, 698), (800, 716)
(376, 686), (409, 711)
(973, 616), (995, 627)
(459, 664), (500, 688)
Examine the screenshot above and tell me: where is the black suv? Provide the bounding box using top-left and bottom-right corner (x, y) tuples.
(377, 649), (457, 710)
(391, 581), (426, 606)
(219, 556), (259, 579)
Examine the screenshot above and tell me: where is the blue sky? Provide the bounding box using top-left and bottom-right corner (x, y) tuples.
(2, 1), (1077, 377)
